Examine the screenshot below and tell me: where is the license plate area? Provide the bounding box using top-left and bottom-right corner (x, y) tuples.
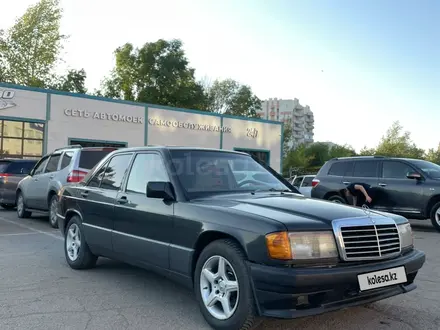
(357, 266), (407, 291)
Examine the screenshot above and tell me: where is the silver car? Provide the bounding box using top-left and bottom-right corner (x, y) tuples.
(16, 145), (117, 228)
(291, 174), (316, 197)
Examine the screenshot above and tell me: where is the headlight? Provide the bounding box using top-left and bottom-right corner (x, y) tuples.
(265, 231), (339, 260)
(397, 222), (413, 249)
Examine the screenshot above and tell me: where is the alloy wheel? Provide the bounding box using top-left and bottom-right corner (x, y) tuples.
(50, 198), (58, 226)
(199, 255), (239, 320)
(66, 223), (81, 262)
(17, 195), (24, 215)
(435, 208), (440, 226)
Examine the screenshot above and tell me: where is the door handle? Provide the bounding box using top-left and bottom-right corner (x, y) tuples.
(117, 196), (128, 204)
(378, 183), (387, 187)
(33, 178), (39, 182)
(80, 191), (89, 198)
(343, 181), (351, 185)
(49, 175), (54, 179)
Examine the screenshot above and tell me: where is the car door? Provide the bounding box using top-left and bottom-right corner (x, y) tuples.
(33, 153), (62, 208)
(299, 176), (314, 197)
(375, 160), (424, 216)
(342, 159), (380, 205)
(25, 156), (50, 208)
(77, 152), (133, 255)
(112, 152), (173, 269)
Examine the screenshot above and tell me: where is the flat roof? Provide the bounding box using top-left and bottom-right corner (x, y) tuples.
(0, 82), (283, 126)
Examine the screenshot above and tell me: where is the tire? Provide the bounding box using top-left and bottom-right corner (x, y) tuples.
(328, 195), (346, 204)
(194, 239), (260, 330)
(0, 203), (15, 210)
(64, 215), (98, 269)
(429, 201), (440, 233)
(16, 192), (32, 218)
(48, 195), (59, 229)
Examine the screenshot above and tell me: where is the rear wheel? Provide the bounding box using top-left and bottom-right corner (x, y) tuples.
(64, 216), (98, 269)
(16, 192), (32, 218)
(328, 195), (346, 204)
(0, 203), (15, 210)
(194, 239), (260, 330)
(429, 201), (440, 233)
(49, 195), (59, 228)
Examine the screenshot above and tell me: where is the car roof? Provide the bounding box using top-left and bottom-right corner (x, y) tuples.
(113, 146), (250, 156)
(0, 158), (36, 162)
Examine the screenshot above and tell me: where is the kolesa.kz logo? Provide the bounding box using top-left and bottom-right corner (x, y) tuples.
(367, 271), (398, 285)
(0, 90), (16, 110)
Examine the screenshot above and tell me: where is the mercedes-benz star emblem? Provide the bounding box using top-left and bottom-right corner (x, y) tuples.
(362, 204), (375, 223)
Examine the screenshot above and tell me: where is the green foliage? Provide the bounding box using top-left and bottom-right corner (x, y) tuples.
(49, 69), (87, 93)
(204, 78), (261, 117)
(282, 119), (293, 157)
(370, 121), (425, 159)
(425, 144), (440, 165)
(101, 39), (207, 110)
(0, 0), (66, 87)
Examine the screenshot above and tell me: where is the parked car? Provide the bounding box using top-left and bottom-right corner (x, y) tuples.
(56, 147), (424, 330)
(291, 174), (315, 197)
(16, 145), (117, 228)
(0, 158), (38, 209)
(311, 155), (440, 232)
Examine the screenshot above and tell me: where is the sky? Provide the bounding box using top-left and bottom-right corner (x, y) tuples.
(2, 0), (440, 152)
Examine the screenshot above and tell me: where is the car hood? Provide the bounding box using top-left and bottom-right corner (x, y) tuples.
(191, 192), (399, 231)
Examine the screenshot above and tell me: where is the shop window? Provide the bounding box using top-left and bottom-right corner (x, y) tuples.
(0, 120), (45, 159)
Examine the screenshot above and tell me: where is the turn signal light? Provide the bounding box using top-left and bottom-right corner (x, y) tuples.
(265, 232), (292, 260)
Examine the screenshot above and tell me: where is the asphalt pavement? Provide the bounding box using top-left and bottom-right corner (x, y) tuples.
(0, 210), (439, 330)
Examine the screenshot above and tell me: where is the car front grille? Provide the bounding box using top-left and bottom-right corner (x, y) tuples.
(332, 217), (401, 261)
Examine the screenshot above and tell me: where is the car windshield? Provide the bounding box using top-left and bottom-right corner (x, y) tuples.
(169, 150), (293, 197)
(408, 159), (440, 179)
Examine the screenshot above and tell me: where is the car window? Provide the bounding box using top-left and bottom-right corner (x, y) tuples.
(293, 177), (303, 187)
(0, 161), (11, 173)
(302, 176), (314, 187)
(169, 150), (289, 197)
(382, 161), (414, 179)
(126, 153), (169, 194)
(45, 154), (61, 173)
(78, 149), (115, 170)
(7, 161), (36, 174)
(100, 154), (133, 191)
(352, 160), (379, 178)
(33, 157), (49, 175)
(60, 151), (74, 170)
(328, 162), (350, 176)
(87, 161), (109, 188)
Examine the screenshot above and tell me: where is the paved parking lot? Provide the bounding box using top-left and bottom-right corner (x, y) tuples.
(0, 210), (439, 330)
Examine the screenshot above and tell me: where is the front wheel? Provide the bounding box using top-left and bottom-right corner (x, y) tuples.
(429, 202), (440, 232)
(16, 192), (32, 218)
(64, 216), (98, 269)
(194, 239), (260, 330)
(49, 195), (59, 228)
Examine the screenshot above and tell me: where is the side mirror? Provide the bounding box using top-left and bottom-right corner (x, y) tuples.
(146, 181), (175, 201)
(407, 172), (422, 180)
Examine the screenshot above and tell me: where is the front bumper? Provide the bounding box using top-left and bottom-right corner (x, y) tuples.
(248, 248), (425, 319)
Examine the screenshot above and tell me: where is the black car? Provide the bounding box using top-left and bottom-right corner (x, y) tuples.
(57, 148), (425, 330)
(311, 155), (440, 232)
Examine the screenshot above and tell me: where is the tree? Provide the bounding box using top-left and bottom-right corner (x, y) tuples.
(101, 39), (207, 110)
(425, 143), (440, 164)
(328, 144), (356, 159)
(282, 119), (293, 157)
(204, 78), (261, 117)
(49, 69), (87, 93)
(358, 146), (376, 156)
(283, 143), (312, 176)
(0, 0), (66, 87)
(374, 121), (425, 158)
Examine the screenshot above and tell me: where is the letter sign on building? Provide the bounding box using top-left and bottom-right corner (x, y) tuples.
(64, 108), (144, 124)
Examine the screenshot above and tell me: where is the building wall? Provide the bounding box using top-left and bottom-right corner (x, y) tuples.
(48, 94), (145, 152)
(222, 118), (282, 172)
(147, 107), (222, 148)
(0, 87), (46, 120)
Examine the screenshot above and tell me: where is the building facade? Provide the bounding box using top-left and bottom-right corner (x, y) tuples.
(259, 98), (314, 148)
(0, 83), (284, 172)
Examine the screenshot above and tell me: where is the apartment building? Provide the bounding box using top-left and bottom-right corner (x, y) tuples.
(258, 98), (314, 148)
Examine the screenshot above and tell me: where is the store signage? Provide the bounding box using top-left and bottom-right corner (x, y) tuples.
(64, 108), (143, 124)
(148, 118), (232, 133)
(0, 90), (17, 110)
